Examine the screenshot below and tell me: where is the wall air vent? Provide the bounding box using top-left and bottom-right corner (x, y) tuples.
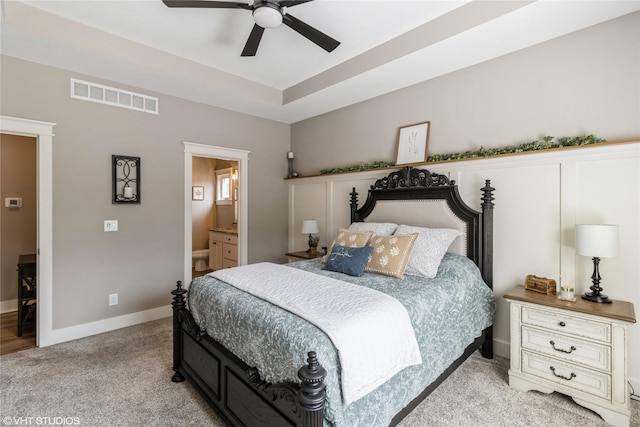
(70, 78), (158, 114)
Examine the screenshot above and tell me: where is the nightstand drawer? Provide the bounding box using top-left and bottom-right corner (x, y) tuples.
(522, 351), (611, 400)
(522, 326), (611, 371)
(522, 307), (611, 343)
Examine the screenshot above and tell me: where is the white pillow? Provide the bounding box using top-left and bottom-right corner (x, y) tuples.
(348, 222), (398, 236)
(395, 225), (463, 278)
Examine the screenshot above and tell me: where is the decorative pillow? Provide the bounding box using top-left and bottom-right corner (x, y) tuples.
(395, 225), (463, 278)
(348, 222), (398, 236)
(323, 229), (373, 263)
(323, 244), (374, 277)
(365, 233), (418, 279)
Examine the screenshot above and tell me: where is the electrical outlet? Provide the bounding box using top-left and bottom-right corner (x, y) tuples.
(109, 293), (118, 306)
(104, 220), (118, 232)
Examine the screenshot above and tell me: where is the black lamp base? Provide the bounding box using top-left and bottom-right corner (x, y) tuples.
(582, 292), (612, 304)
(582, 256), (613, 304)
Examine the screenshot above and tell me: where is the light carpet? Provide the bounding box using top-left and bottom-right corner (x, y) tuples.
(0, 318), (637, 426)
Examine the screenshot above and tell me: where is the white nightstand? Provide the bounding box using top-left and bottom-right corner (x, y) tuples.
(504, 285), (636, 427)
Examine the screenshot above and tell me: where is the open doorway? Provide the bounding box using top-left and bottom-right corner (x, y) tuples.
(0, 134), (37, 354)
(183, 142), (249, 285)
(0, 115), (55, 348)
(191, 157), (239, 278)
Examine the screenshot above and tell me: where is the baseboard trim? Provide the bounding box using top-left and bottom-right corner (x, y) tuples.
(48, 306), (172, 346)
(1, 299), (18, 313)
(630, 378), (640, 401)
(493, 337), (510, 359)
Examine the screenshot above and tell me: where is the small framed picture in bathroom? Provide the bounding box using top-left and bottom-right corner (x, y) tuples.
(192, 186), (204, 201)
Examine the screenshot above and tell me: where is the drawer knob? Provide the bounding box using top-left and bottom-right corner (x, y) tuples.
(550, 366), (576, 381)
(549, 340), (576, 354)
(558, 321), (566, 327)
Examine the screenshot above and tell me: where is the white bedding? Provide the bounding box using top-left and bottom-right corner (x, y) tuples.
(210, 262), (422, 405)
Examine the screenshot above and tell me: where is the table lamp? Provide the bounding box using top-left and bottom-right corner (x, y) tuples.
(301, 220), (319, 254)
(576, 224), (619, 304)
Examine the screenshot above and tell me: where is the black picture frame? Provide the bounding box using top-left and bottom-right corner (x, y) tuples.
(112, 155), (140, 204)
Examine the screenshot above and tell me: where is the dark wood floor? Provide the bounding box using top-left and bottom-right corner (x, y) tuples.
(0, 311), (36, 356)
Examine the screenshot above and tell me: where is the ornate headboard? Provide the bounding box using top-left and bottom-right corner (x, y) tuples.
(350, 166), (495, 289)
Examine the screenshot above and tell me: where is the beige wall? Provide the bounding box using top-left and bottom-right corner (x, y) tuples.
(291, 12), (640, 177)
(191, 156), (216, 251)
(0, 55), (290, 329)
(1, 134), (37, 303)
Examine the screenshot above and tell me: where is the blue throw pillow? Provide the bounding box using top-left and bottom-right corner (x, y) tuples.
(322, 244), (374, 277)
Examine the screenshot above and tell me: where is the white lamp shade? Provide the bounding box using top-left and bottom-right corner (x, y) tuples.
(576, 224), (619, 258)
(301, 220), (319, 234)
(253, 6), (282, 28)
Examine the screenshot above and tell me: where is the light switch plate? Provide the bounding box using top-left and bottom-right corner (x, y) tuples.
(5, 198), (22, 208)
(104, 220), (118, 232)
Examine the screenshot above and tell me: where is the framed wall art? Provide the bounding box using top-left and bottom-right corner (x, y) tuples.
(395, 121), (430, 166)
(112, 155), (140, 204)
(192, 186), (204, 201)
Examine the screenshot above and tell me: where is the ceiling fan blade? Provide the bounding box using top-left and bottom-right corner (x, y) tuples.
(241, 24), (265, 56)
(283, 14), (340, 53)
(280, 0), (314, 7)
(162, 0), (251, 10)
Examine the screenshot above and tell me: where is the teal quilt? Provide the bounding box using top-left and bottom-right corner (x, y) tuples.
(188, 253), (495, 426)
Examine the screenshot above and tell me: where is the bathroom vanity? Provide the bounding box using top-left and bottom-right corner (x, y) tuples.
(209, 229), (238, 270)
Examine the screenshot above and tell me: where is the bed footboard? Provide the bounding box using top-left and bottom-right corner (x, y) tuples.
(171, 281), (327, 427)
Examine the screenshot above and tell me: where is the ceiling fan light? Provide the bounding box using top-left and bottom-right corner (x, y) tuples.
(253, 6), (282, 29)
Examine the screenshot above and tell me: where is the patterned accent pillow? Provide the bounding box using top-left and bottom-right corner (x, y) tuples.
(348, 222), (398, 236)
(323, 244), (374, 277)
(395, 225), (463, 278)
(365, 233), (418, 279)
(323, 229), (373, 263)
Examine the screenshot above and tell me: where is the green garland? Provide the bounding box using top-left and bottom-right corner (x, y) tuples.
(319, 134), (606, 175)
(319, 160), (395, 175)
(427, 134), (606, 162)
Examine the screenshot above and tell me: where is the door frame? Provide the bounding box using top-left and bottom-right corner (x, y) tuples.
(0, 115), (55, 347)
(183, 142), (249, 284)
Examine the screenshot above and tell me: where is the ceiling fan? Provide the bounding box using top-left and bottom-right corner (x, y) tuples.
(162, 0), (341, 57)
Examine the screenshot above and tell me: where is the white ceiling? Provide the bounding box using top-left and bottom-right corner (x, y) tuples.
(1, 0), (638, 123)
